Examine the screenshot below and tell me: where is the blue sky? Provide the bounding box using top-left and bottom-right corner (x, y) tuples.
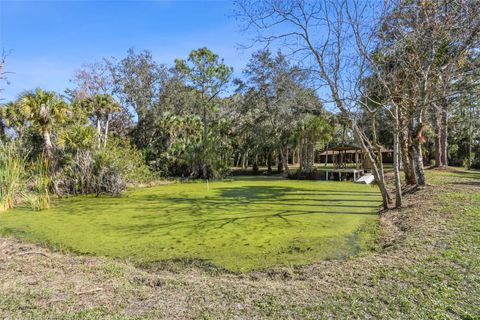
(0, 0), (255, 102)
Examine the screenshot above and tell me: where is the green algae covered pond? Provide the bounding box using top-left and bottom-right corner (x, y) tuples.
(0, 177), (382, 271)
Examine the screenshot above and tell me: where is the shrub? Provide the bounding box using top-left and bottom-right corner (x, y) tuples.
(470, 157), (480, 169)
(59, 137), (151, 196)
(463, 153), (480, 169)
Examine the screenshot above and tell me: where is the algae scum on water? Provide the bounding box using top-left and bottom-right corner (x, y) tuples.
(0, 177), (381, 271)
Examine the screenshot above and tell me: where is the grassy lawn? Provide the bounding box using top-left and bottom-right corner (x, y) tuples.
(0, 177), (381, 271)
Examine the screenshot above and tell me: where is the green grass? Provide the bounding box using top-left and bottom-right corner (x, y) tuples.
(0, 170), (478, 318)
(304, 169), (480, 319)
(0, 176), (381, 271)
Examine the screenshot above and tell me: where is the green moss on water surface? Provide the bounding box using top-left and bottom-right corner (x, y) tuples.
(0, 176), (381, 271)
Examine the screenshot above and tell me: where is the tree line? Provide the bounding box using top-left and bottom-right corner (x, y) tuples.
(1, 0), (479, 211)
(0, 47), (341, 210)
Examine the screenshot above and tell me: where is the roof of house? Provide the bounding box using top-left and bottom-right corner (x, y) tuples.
(319, 146), (393, 156)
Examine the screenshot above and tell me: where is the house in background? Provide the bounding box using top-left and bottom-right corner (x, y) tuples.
(317, 146), (394, 168)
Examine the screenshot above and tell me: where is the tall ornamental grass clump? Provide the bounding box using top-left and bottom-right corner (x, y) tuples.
(26, 155), (51, 211)
(0, 142), (24, 211)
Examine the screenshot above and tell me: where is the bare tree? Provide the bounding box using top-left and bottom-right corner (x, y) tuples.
(236, 0), (393, 208)
(70, 62), (112, 100)
(0, 50), (11, 139)
(236, 0), (479, 208)
(0, 50), (11, 102)
(353, 0), (479, 186)
(107, 48), (167, 122)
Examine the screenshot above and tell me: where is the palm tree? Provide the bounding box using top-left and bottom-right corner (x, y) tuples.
(19, 88), (69, 160)
(80, 94), (120, 148)
(3, 101), (31, 140)
(102, 95), (121, 148)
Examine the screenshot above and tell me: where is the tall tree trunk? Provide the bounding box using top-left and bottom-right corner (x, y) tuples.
(307, 141), (314, 173)
(353, 123), (391, 209)
(399, 123), (416, 185)
(202, 104), (208, 179)
(393, 107), (402, 208)
(369, 111), (387, 189)
(467, 105), (473, 169)
(96, 116), (102, 147)
(299, 136), (315, 174)
(241, 151), (247, 169)
(42, 127), (53, 160)
(324, 143), (329, 167)
(279, 147), (290, 175)
(252, 154), (259, 173)
(42, 126), (61, 196)
(410, 116), (427, 187)
(434, 106), (442, 167)
(267, 152), (273, 173)
(435, 132), (442, 167)
(439, 103), (448, 166)
(299, 138), (304, 172)
(376, 146), (385, 185)
(412, 141), (426, 186)
(434, 101), (448, 167)
(235, 153), (241, 167)
(103, 113), (110, 148)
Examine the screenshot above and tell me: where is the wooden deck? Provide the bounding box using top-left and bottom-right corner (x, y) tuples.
(317, 168), (365, 181)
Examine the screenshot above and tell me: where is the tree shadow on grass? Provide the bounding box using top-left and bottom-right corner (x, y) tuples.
(107, 185), (379, 236)
(219, 185), (380, 197)
(59, 185), (380, 238)
(434, 169), (480, 187)
(427, 167), (480, 181)
(140, 198), (380, 209)
(451, 181), (480, 187)
(129, 186), (381, 219)
(111, 207), (377, 236)
(449, 170), (480, 181)
(218, 185), (300, 199)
